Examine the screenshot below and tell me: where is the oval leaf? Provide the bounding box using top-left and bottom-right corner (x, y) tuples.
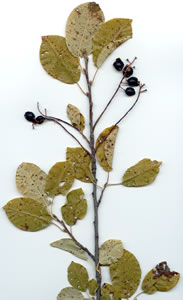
(96, 126), (119, 172)
(67, 104), (85, 131)
(88, 279), (98, 295)
(57, 287), (84, 300)
(122, 158), (162, 187)
(3, 197), (52, 231)
(50, 238), (88, 260)
(99, 239), (123, 266)
(66, 2), (104, 57)
(45, 161), (74, 197)
(110, 249), (141, 299)
(142, 261), (180, 294)
(61, 188), (87, 226)
(66, 147), (93, 182)
(68, 261), (89, 292)
(93, 18), (132, 68)
(16, 162), (48, 206)
(40, 35), (81, 84)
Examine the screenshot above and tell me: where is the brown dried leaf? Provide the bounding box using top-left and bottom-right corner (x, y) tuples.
(45, 161), (74, 197)
(142, 262), (180, 294)
(40, 35), (81, 84)
(66, 2), (105, 57)
(68, 261), (89, 292)
(93, 18), (132, 67)
(96, 126), (119, 172)
(3, 197), (52, 231)
(122, 158), (162, 187)
(57, 287), (84, 300)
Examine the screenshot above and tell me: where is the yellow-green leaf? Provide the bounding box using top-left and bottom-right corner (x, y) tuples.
(99, 239), (123, 266)
(40, 35), (81, 84)
(93, 18), (132, 68)
(57, 287), (84, 300)
(67, 104), (85, 131)
(45, 161), (74, 197)
(142, 262), (180, 294)
(61, 188), (87, 226)
(68, 261), (89, 292)
(3, 197), (52, 231)
(88, 279), (98, 295)
(110, 249), (141, 299)
(122, 158), (162, 187)
(66, 147), (93, 182)
(65, 2), (104, 57)
(96, 126), (119, 172)
(50, 238), (88, 260)
(16, 162), (48, 206)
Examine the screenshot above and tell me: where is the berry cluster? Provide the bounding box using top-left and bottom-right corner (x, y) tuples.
(24, 111), (45, 125)
(113, 58), (139, 96)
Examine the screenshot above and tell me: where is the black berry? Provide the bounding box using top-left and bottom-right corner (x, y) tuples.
(125, 87), (136, 96)
(24, 111), (36, 122)
(123, 65), (133, 77)
(127, 76), (139, 87)
(113, 58), (124, 71)
(35, 116), (45, 124)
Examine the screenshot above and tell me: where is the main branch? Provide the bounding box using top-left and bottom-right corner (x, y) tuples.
(84, 56), (101, 300)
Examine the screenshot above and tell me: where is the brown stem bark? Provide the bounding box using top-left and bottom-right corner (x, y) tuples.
(84, 56), (101, 300)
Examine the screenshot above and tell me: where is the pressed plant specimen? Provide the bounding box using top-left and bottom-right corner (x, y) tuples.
(3, 2), (180, 300)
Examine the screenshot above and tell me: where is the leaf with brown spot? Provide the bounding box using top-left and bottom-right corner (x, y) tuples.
(68, 261), (89, 292)
(93, 18), (132, 67)
(99, 239), (123, 266)
(61, 188), (87, 226)
(40, 35), (81, 84)
(66, 147), (93, 182)
(65, 2), (105, 57)
(110, 249), (141, 299)
(67, 104), (85, 131)
(142, 262), (180, 294)
(3, 197), (52, 231)
(122, 158), (162, 187)
(16, 162), (48, 206)
(57, 287), (84, 300)
(96, 126), (119, 172)
(45, 161), (74, 197)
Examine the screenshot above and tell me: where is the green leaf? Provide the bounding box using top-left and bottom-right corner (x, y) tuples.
(142, 262), (180, 294)
(96, 126), (119, 172)
(88, 279), (98, 295)
(40, 35), (81, 84)
(99, 239), (123, 266)
(57, 287), (84, 300)
(45, 161), (74, 197)
(67, 104), (85, 131)
(110, 249), (141, 299)
(3, 197), (52, 231)
(61, 188), (87, 226)
(66, 147), (93, 183)
(50, 238), (88, 260)
(16, 162), (48, 206)
(93, 18), (132, 68)
(68, 261), (89, 292)
(122, 158), (162, 187)
(65, 2), (104, 57)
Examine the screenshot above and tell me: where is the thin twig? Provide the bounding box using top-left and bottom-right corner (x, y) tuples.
(93, 57), (137, 130)
(133, 291), (144, 299)
(37, 102), (91, 146)
(107, 182), (122, 187)
(97, 173), (110, 207)
(77, 82), (87, 96)
(52, 214), (96, 262)
(91, 68), (99, 86)
(95, 83), (146, 153)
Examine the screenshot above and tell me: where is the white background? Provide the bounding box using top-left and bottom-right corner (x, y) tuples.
(0, 0), (183, 299)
